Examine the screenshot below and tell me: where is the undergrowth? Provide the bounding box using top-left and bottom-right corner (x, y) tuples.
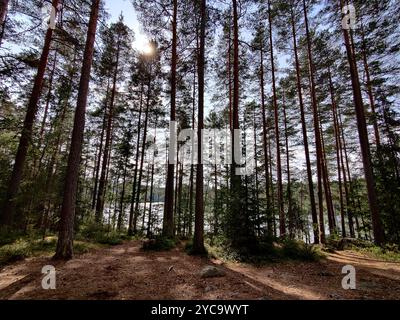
(141, 236), (176, 251)
(205, 236), (324, 264)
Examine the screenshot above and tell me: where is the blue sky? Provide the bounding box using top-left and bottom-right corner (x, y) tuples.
(104, 0), (149, 51)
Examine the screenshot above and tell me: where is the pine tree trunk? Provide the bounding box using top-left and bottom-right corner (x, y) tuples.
(320, 119), (336, 233)
(1, 0), (60, 225)
(95, 37), (121, 222)
(283, 98), (294, 238)
(133, 79), (152, 233)
(0, 0), (9, 46)
(117, 154), (129, 230)
(338, 109), (355, 237)
(339, 0), (384, 245)
(329, 69), (346, 237)
(192, 0), (206, 254)
(163, 0), (178, 238)
(187, 64), (196, 237)
(303, 0), (325, 243)
(259, 39), (272, 237)
(92, 81), (111, 210)
(38, 50), (58, 155)
(252, 107), (261, 237)
(290, 3), (319, 243)
(54, 0), (101, 260)
(147, 138), (156, 238)
(360, 22), (381, 147)
(128, 83), (144, 235)
(268, 0), (285, 237)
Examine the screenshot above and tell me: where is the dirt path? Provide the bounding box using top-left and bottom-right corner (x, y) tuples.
(0, 241), (399, 300)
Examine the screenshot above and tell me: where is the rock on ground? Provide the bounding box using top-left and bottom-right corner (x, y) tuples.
(200, 266), (226, 278)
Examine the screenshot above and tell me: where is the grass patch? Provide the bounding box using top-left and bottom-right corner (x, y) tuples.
(0, 235), (106, 268)
(324, 236), (400, 262)
(0, 240), (31, 266)
(351, 244), (400, 262)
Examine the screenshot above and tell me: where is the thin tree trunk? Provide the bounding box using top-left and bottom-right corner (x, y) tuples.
(328, 68), (346, 237)
(95, 36), (121, 222)
(338, 109), (355, 237)
(128, 83), (144, 235)
(290, 3), (319, 243)
(133, 78), (152, 233)
(163, 0), (178, 238)
(268, 0), (285, 237)
(92, 81), (111, 210)
(303, 0), (325, 243)
(147, 131), (156, 238)
(37, 50), (58, 157)
(259, 36), (272, 237)
(283, 96), (294, 238)
(0, 0), (9, 46)
(117, 153), (129, 230)
(360, 22), (381, 147)
(192, 0), (206, 254)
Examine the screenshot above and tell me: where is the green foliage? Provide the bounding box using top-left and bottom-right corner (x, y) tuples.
(351, 244), (400, 263)
(0, 240), (31, 266)
(141, 236), (176, 251)
(0, 234), (108, 267)
(77, 222), (124, 245)
(280, 239), (323, 262)
(205, 236), (323, 264)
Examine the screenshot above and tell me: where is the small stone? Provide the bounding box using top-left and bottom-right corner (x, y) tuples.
(200, 266), (226, 278)
(205, 285), (214, 292)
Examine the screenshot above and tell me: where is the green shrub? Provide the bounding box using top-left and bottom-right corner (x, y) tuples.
(142, 236), (176, 251)
(281, 239), (323, 262)
(95, 232), (124, 246)
(30, 237), (57, 252)
(77, 222), (124, 246)
(0, 240), (31, 266)
(0, 229), (25, 246)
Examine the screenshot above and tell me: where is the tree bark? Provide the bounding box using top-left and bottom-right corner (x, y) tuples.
(328, 68), (346, 237)
(95, 36), (121, 222)
(283, 96), (294, 238)
(303, 0), (325, 243)
(162, 0), (178, 238)
(192, 0), (206, 254)
(128, 83), (144, 235)
(268, 0), (285, 237)
(290, 3), (319, 243)
(132, 77), (151, 233)
(339, 0), (384, 245)
(92, 81), (111, 210)
(0, 0), (9, 46)
(54, 0), (101, 260)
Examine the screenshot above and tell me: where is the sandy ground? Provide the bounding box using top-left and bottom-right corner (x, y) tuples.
(0, 241), (399, 300)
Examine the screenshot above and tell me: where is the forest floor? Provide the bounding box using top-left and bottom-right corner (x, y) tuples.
(0, 240), (400, 300)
